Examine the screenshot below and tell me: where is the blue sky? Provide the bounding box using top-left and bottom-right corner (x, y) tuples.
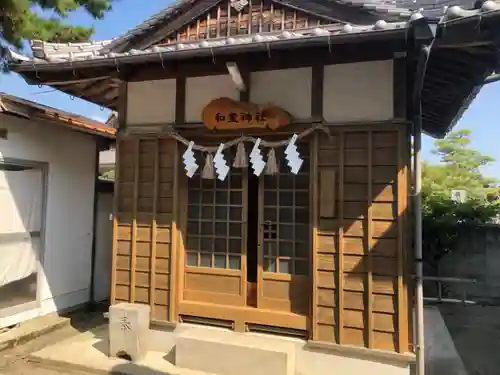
(1, 0), (500, 177)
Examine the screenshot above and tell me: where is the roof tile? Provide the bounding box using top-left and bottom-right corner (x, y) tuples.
(0, 93), (116, 139)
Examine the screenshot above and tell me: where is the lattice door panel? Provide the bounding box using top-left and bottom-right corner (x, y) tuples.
(258, 141), (311, 316)
(183, 148), (247, 307)
(186, 171), (244, 270)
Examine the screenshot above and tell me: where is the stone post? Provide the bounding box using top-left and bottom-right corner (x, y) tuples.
(109, 303), (151, 362)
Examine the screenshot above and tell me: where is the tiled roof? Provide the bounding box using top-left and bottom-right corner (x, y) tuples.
(101, 0), (195, 53)
(20, 20), (410, 64)
(6, 1), (500, 139)
(95, 0), (474, 54)
(0, 93), (116, 139)
(93, 0), (479, 54)
(343, 0), (475, 19)
(10, 1), (499, 67)
(30, 39), (114, 60)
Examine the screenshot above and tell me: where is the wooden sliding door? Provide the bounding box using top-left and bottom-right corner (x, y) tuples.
(257, 142), (311, 317)
(178, 139), (312, 332)
(183, 161), (247, 307)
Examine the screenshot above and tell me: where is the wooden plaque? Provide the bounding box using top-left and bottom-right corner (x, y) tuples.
(202, 97), (292, 130)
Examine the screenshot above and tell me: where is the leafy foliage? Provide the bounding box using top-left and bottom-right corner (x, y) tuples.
(422, 129), (500, 273)
(422, 129), (500, 201)
(1, 0), (113, 67)
(422, 196), (500, 272)
(101, 168), (115, 180)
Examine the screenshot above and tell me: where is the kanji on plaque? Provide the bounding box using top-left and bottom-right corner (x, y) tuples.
(202, 97), (292, 130)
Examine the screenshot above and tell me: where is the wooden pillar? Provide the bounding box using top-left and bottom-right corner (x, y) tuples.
(110, 81), (127, 305)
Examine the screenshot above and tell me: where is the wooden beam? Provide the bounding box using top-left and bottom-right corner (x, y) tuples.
(16, 40), (405, 110)
(397, 127), (410, 353)
(239, 65), (250, 103)
(337, 132), (345, 345)
(130, 139), (140, 302)
(393, 58), (406, 120)
(226, 62), (246, 92)
(102, 86), (119, 102)
(127, 43), (402, 82)
(311, 64), (324, 120)
(310, 63), (323, 340)
(275, 0), (386, 25)
(175, 76), (186, 125)
(117, 82), (128, 130)
(110, 140), (121, 304)
(366, 131), (373, 348)
(84, 79), (120, 98)
(310, 133), (319, 340)
(169, 141), (180, 321)
(150, 139), (160, 319)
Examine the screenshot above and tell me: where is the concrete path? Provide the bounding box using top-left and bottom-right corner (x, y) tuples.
(0, 313), (70, 352)
(439, 304), (500, 375)
(424, 306), (467, 375)
(0, 310), (106, 375)
(2, 359), (96, 375)
(28, 325), (215, 375)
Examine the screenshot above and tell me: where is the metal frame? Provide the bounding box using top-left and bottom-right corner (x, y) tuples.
(0, 157), (49, 320)
(422, 276), (478, 305)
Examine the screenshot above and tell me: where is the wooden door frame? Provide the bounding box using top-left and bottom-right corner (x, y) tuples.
(176, 153), (248, 315)
(0, 158), (48, 320)
(256, 138), (313, 325)
(174, 133), (315, 334)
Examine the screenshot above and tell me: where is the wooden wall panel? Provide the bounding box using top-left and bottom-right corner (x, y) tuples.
(312, 125), (410, 353)
(154, 0), (333, 46)
(111, 137), (177, 323)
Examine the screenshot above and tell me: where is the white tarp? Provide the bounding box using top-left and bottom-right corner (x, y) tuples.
(0, 168), (43, 287)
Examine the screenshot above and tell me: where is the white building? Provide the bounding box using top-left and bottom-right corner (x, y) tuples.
(0, 94), (115, 329)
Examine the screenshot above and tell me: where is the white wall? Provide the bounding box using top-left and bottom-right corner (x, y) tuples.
(323, 60), (393, 122)
(0, 115), (97, 328)
(127, 79), (176, 125)
(185, 74), (240, 122)
(250, 67), (312, 119)
(126, 60), (394, 125)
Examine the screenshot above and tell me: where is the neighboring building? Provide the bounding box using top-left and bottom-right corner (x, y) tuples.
(99, 147), (116, 179)
(99, 112), (117, 180)
(0, 94), (115, 329)
(7, 1), (500, 374)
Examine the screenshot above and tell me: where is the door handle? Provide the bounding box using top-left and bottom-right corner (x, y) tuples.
(261, 221), (277, 239)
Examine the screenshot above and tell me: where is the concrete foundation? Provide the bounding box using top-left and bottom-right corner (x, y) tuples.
(176, 326), (295, 375)
(108, 303), (150, 362)
(29, 321), (414, 375)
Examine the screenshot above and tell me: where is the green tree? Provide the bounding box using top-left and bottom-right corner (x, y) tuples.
(422, 129), (500, 201)
(1, 0), (112, 55)
(422, 129), (500, 274)
(101, 168), (114, 180)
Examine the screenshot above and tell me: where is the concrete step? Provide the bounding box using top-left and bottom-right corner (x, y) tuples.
(176, 326), (296, 375)
(0, 313), (70, 352)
